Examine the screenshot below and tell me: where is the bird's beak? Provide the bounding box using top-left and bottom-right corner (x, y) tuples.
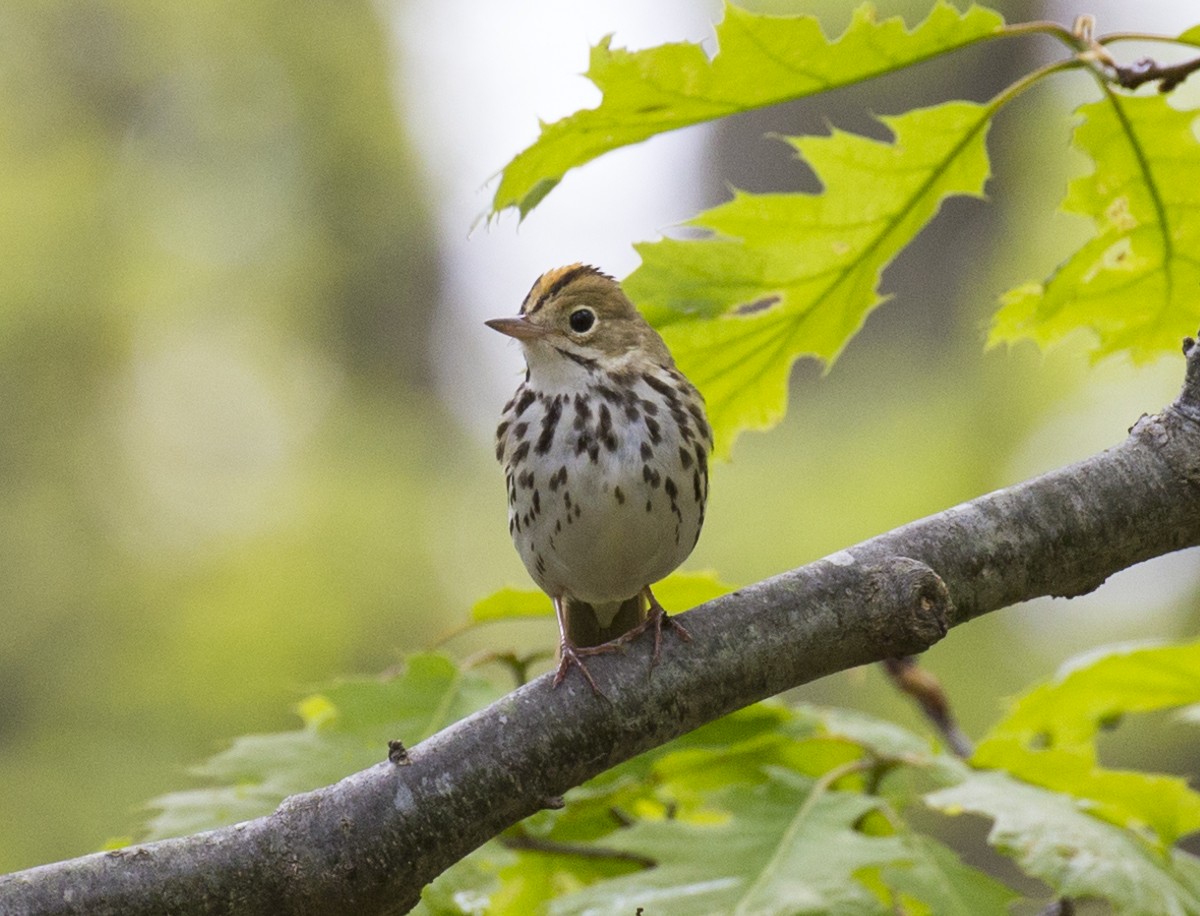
(485, 316), (549, 341)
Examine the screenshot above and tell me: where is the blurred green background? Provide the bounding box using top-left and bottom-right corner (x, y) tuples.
(2, 0), (1198, 875)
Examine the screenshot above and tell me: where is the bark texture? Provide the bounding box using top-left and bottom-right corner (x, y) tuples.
(3, 338), (1200, 915)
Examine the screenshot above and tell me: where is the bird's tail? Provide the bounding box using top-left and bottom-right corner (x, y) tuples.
(563, 593), (646, 648)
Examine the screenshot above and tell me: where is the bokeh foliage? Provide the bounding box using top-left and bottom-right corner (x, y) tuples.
(140, 643), (1200, 914)
(0, 0), (443, 871)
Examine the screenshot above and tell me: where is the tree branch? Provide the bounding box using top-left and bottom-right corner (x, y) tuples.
(4, 336), (1200, 915)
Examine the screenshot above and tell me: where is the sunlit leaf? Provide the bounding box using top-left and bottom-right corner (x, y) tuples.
(928, 771), (1200, 915)
(552, 773), (905, 915)
(524, 702), (818, 848)
(627, 101), (993, 457)
(991, 94), (1200, 359)
(651, 569), (735, 611)
(513, 707), (994, 915)
(490, 845), (643, 916)
(990, 640), (1200, 744)
(142, 654), (503, 840)
(470, 586), (551, 622)
(491, 1), (1004, 218)
(973, 640), (1200, 845)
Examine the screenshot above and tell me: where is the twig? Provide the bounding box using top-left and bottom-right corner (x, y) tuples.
(1109, 54), (1200, 93)
(881, 657), (973, 758)
(1071, 16), (1200, 94)
(500, 831), (656, 870)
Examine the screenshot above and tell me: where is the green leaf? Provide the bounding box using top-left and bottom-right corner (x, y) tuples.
(415, 700), (992, 913)
(551, 773), (905, 916)
(526, 704), (990, 915)
(470, 570), (733, 623)
(627, 101), (993, 457)
(988, 640), (1200, 745)
(491, 845), (642, 916)
(142, 654), (503, 840)
(973, 640), (1200, 845)
(491, 1), (1004, 218)
(878, 834), (1018, 916)
(470, 586), (552, 622)
(928, 771), (1200, 915)
(415, 842), (508, 916)
(526, 702), (814, 849)
(991, 94), (1200, 360)
(650, 569), (736, 612)
(810, 704), (941, 761)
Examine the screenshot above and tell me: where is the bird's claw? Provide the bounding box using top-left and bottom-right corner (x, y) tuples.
(553, 641), (618, 698)
(616, 601), (691, 670)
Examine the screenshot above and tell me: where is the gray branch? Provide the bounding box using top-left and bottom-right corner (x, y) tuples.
(4, 335), (1200, 915)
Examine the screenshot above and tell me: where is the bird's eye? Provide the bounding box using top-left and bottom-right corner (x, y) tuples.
(569, 308), (596, 333)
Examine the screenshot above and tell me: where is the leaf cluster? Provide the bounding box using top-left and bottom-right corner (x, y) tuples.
(491, 1), (1200, 457)
(142, 641), (1200, 914)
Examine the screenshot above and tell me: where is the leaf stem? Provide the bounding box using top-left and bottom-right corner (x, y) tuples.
(999, 20), (1086, 50)
(1101, 32), (1200, 49)
(986, 58), (1085, 115)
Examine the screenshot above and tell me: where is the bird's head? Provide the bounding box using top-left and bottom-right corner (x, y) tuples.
(486, 264), (671, 379)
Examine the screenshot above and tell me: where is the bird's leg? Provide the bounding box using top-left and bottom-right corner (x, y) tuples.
(616, 586), (692, 668)
(552, 596), (619, 695)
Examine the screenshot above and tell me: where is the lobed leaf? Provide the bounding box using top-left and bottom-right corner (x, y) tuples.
(551, 774), (907, 916)
(415, 844), (508, 916)
(142, 654), (503, 840)
(928, 771), (1200, 915)
(491, 1), (1004, 218)
(627, 101), (993, 457)
(877, 834), (1018, 916)
(448, 703), (1006, 914)
(991, 94), (1200, 360)
(985, 640), (1200, 746)
(973, 640), (1200, 846)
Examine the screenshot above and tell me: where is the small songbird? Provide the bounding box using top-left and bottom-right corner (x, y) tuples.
(487, 265), (712, 692)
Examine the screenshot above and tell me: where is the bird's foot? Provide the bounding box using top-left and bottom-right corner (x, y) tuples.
(553, 640), (620, 696)
(616, 589), (692, 669)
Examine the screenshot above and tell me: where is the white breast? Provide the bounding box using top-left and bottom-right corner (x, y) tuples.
(498, 373), (709, 607)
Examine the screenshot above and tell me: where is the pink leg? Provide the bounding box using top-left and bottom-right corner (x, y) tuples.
(552, 597), (619, 695)
(616, 586), (692, 668)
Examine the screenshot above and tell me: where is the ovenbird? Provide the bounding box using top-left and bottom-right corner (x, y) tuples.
(487, 265), (712, 692)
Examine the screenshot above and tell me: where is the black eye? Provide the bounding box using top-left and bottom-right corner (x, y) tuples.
(569, 308), (595, 333)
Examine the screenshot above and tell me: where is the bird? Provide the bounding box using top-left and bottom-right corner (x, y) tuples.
(487, 264), (712, 692)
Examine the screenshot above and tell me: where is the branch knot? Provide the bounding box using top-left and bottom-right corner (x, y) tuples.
(862, 557), (951, 655)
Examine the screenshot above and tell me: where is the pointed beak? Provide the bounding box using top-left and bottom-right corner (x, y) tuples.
(485, 316), (549, 341)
